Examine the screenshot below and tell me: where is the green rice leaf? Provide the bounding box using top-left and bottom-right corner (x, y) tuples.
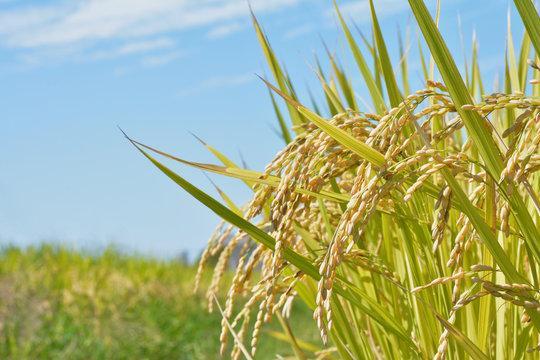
(369, 0), (402, 107)
(131, 138), (350, 203)
(435, 314), (490, 360)
(259, 76), (385, 167)
(512, 0), (540, 56)
(334, 1), (386, 113)
(127, 136), (418, 352)
(251, 11), (304, 130)
(409, 0), (540, 269)
(268, 88), (292, 144)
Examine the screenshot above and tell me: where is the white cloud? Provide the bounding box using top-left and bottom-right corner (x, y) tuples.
(0, 0), (300, 49)
(0, 0), (300, 68)
(140, 50), (184, 67)
(0, 5), (71, 36)
(110, 48), (186, 75)
(283, 24), (313, 40)
(206, 22), (245, 40)
(89, 37), (175, 61)
(335, 0), (462, 24)
(334, 0), (410, 23)
(178, 72), (255, 96)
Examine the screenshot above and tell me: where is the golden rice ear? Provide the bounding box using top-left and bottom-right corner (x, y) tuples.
(126, 1), (540, 358)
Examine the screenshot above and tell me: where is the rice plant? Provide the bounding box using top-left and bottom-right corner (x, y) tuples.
(0, 245), (316, 359)
(126, 0), (540, 358)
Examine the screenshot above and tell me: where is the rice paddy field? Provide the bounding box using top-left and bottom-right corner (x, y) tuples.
(0, 245), (319, 359)
(4, 0), (540, 359)
(126, 0), (540, 359)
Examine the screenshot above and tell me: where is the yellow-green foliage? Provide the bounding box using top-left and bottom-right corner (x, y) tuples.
(129, 1), (540, 359)
(0, 245), (317, 359)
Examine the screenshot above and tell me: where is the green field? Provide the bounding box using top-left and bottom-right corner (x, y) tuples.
(0, 245), (319, 359)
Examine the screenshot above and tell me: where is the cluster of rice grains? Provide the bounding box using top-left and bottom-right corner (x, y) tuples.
(195, 81), (540, 358)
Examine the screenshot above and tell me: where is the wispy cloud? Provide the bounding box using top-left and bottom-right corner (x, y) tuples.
(283, 24), (313, 40)
(331, 0), (410, 23)
(140, 50), (184, 67)
(206, 22), (245, 40)
(0, 0), (299, 49)
(0, 0), (301, 68)
(334, 0), (462, 24)
(178, 72), (255, 97)
(89, 37), (175, 61)
(112, 48), (185, 76)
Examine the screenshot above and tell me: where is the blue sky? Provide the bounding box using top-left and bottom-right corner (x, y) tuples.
(0, 0), (526, 259)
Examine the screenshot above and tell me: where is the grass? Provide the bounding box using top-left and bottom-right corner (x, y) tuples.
(126, 0), (540, 358)
(0, 245), (319, 359)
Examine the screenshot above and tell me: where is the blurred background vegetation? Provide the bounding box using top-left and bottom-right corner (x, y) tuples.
(0, 245), (319, 359)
